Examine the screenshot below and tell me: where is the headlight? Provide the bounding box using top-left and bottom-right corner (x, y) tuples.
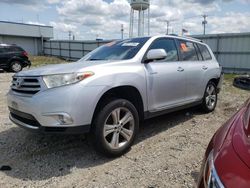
(203, 150), (224, 188)
(43, 72), (94, 89)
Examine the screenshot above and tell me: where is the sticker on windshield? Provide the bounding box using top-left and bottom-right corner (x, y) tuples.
(121, 42), (139, 47)
(180, 43), (188, 52)
(105, 41), (117, 47)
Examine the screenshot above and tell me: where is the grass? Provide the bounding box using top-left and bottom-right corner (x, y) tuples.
(29, 56), (70, 67)
(222, 73), (250, 94)
(223, 73), (238, 81)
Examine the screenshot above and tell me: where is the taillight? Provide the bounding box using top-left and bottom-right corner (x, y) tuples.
(22, 51), (28, 57)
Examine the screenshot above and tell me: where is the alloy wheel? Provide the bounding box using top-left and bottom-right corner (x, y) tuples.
(12, 62), (22, 72)
(205, 84), (217, 110)
(103, 107), (135, 149)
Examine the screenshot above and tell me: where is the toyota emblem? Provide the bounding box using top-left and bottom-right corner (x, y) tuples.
(15, 78), (22, 88)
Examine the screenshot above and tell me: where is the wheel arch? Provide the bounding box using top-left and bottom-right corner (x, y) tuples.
(209, 77), (220, 87)
(7, 57), (24, 68)
(8, 56), (24, 64)
(92, 85), (145, 125)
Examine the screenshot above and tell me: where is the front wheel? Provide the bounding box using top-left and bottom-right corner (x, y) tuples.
(92, 99), (139, 157)
(200, 81), (218, 113)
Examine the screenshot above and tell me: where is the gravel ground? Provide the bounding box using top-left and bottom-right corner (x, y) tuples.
(0, 72), (249, 188)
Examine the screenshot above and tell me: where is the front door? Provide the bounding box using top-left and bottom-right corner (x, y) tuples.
(0, 47), (8, 68)
(144, 38), (187, 111)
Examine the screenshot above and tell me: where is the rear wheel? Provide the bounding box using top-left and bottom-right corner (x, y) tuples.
(200, 81), (217, 113)
(92, 99), (139, 157)
(10, 61), (22, 72)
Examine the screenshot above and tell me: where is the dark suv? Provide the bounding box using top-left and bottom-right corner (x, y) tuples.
(0, 44), (31, 72)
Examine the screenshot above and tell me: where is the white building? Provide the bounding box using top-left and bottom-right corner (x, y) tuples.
(0, 21), (53, 55)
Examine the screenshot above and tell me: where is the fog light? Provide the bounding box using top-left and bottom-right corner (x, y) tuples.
(43, 112), (73, 125)
(58, 114), (73, 125)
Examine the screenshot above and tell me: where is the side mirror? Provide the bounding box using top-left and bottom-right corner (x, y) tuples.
(145, 49), (167, 63)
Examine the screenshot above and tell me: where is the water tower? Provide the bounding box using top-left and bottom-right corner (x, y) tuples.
(129, 0), (150, 38)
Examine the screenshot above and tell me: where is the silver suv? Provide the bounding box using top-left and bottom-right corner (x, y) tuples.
(7, 35), (222, 156)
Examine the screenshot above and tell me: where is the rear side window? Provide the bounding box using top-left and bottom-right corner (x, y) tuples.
(10, 46), (24, 52)
(178, 40), (198, 61)
(197, 44), (212, 60)
(194, 44), (203, 60)
(149, 38), (178, 62)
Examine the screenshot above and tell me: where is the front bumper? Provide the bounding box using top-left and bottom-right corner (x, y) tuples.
(9, 107), (90, 134)
(7, 83), (107, 134)
(198, 151), (224, 188)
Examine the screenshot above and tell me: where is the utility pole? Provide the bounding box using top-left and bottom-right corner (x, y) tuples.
(68, 31), (72, 40)
(202, 15), (208, 35)
(165, 19), (177, 35)
(166, 20), (170, 35)
(36, 14), (40, 23)
(121, 24), (124, 40)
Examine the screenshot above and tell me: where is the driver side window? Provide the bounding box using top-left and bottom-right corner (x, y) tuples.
(149, 38), (178, 62)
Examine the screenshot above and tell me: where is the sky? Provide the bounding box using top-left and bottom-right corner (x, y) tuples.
(0, 0), (250, 40)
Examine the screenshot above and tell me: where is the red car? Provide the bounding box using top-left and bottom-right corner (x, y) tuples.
(198, 98), (250, 188)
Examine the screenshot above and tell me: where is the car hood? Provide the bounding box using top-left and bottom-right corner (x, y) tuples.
(232, 99), (250, 169)
(16, 60), (116, 77)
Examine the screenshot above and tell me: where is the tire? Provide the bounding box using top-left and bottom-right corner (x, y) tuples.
(233, 76), (250, 91)
(92, 99), (139, 157)
(10, 61), (22, 72)
(200, 81), (218, 113)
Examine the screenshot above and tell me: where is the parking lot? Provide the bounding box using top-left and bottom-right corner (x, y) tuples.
(0, 71), (249, 188)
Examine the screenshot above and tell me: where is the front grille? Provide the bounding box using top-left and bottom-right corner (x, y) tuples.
(11, 76), (41, 95)
(9, 107), (41, 127)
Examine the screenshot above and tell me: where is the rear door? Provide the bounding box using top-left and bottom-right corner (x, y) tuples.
(196, 43), (217, 97)
(9, 46), (23, 56)
(177, 40), (206, 102)
(144, 37), (187, 111)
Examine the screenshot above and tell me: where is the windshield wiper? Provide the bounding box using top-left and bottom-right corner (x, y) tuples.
(88, 58), (103, 61)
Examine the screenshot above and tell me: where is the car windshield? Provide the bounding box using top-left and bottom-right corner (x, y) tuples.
(79, 37), (150, 61)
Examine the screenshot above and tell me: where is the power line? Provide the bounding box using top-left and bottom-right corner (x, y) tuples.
(159, 14), (210, 35)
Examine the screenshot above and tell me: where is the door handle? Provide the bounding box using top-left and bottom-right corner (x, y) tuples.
(150, 72), (158, 75)
(177, 67), (184, 72)
(202, 66), (208, 70)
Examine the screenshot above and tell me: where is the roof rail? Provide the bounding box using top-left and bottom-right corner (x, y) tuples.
(183, 36), (203, 43)
(169, 34), (178, 36)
